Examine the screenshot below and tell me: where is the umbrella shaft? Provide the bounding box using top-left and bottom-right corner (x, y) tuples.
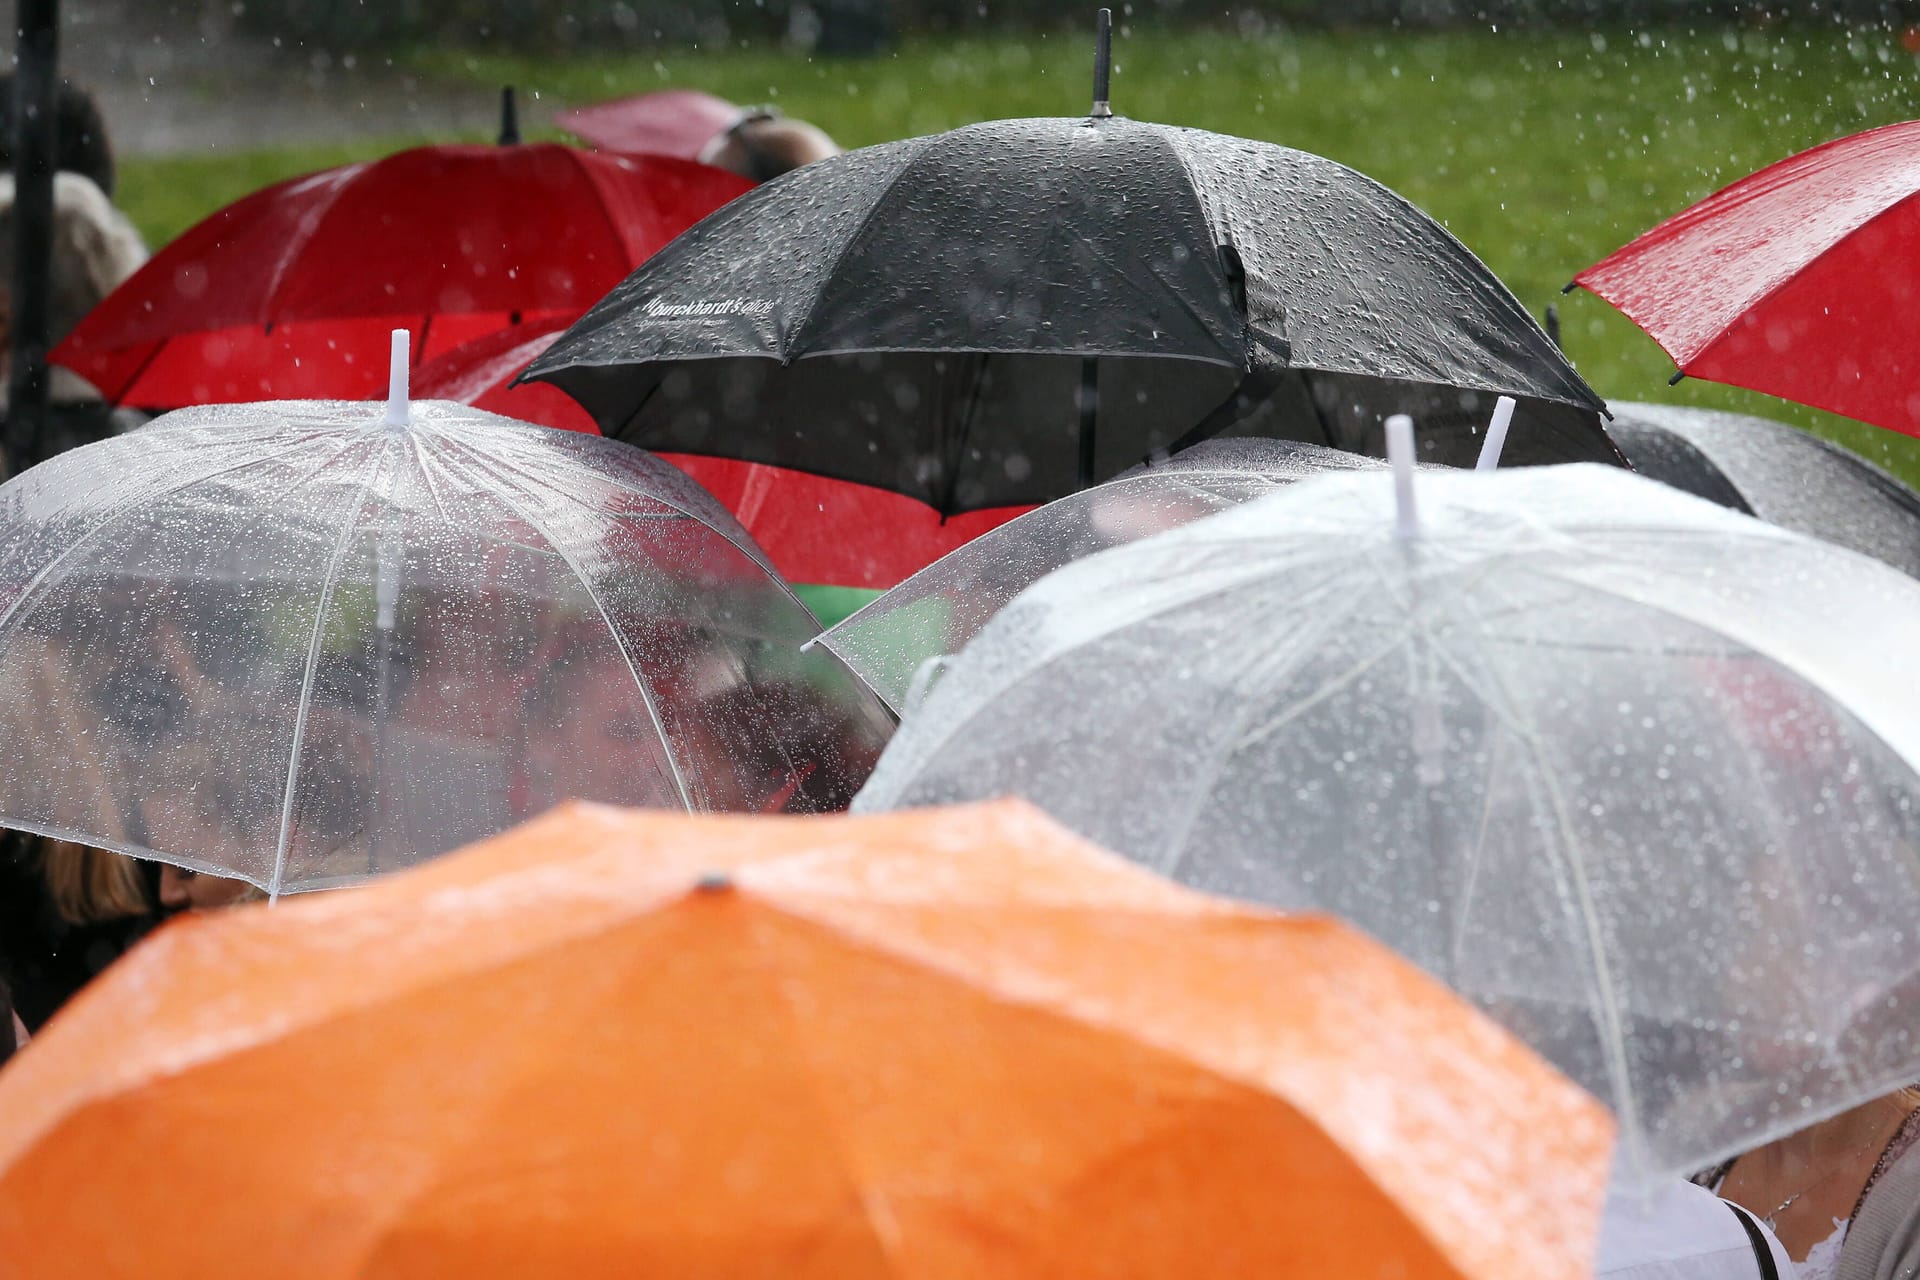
(5, 0), (59, 472)
(1092, 7), (1113, 117)
(1077, 358), (1098, 488)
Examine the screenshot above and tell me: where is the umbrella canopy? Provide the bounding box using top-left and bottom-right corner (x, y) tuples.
(557, 87), (763, 161)
(0, 799), (1613, 1280)
(524, 114), (1619, 513)
(0, 358), (892, 897)
(855, 461), (1920, 1184)
(1573, 120), (1920, 438)
(1608, 401), (1920, 579)
(51, 143), (750, 409)
(816, 437), (1384, 713)
(413, 315), (1034, 589)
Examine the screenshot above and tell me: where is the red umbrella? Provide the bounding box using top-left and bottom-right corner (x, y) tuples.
(52, 143), (750, 409)
(411, 317), (1031, 590)
(1573, 120), (1920, 438)
(557, 88), (760, 163)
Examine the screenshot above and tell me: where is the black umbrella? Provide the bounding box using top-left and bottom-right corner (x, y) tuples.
(525, 22), (1617, 514)
(1609, 401), (1920, 579)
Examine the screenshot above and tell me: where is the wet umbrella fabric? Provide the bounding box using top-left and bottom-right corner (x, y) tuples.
(414, 316), (1033, 590)
(854, 463), (1920, 1184)
(816, 438), (1383, 713)
(1608, 401), (1920, 580)
(557, 87), (763, 163)
(0, 398), (892, 897)
(51, 144), (750, 409)
(524, 115), (1618, 513)
(1574, 120), (1920, 438)
(0, 799), (1614, 1280)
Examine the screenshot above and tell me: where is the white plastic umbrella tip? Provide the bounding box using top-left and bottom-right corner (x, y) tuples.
(384, 328), (411, 427)
(1476, 396), (1517, 472)
(1387, 414), (1418, 539)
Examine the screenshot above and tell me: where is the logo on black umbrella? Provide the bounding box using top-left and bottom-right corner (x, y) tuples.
(642, 296), (775, 319)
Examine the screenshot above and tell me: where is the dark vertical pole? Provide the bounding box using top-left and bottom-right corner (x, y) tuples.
(6, 0), (58, 474)
(1544, 303), (1562, 352)
(1076, 357), (1098, 488)
(1090, 8), (1113, 119)
(1079, 7), (1113, 487)
(497, 85), (520, 146)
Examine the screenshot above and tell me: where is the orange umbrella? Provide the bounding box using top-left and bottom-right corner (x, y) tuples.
(0, 801), (1612, 1280)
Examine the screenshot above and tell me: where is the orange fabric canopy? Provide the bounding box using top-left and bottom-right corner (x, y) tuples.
(0, 800), (1612, 1279)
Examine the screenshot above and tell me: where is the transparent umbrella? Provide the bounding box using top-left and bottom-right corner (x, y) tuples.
(814, 437), (1386, 713)
(855, 438), (1920, 1185)
(0, 336), (893, 897)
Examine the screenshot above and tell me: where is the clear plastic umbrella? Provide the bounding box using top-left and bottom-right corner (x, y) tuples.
(0, 335), (894, 897)
(813, 438), (1386, 713)
(855, 435), (1920, 1185)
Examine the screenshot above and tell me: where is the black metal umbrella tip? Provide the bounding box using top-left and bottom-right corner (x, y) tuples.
(1090, 9), (1114, 119)
(498, 85), (521, 146)
(694, 871), (736, 894)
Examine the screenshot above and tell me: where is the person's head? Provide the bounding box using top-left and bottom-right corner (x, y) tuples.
(701, 113), (840, 183)
(156, 862), (260, 912)
(0, 77), (116, 197)
(0, 170), (147, 356)
(682, 677), (885, 814)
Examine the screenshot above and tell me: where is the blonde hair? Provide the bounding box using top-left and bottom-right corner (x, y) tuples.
(39, 836), (149, 924)
(0, 170), (147, 343)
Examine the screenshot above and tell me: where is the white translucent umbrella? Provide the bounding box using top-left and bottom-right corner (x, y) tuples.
(856, 423), (1920, 1184)
(0, 334), (893, 897)
(814, 437), (1386, 713)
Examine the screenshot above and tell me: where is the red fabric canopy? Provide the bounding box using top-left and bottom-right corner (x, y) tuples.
(557, 89), (753, 162)
(1576, 119), (1920, 437)
(54, 144), (749, 408)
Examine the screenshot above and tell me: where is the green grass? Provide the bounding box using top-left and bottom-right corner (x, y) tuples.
(117, 24), (1920, 486)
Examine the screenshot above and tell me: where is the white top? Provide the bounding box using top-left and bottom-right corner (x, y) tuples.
(1597, 1181), (1797, 1280)
(1793, 1217), (1845, 1280)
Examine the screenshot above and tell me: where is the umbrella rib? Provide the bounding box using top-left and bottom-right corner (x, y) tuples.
(267, 437), (395, 900)
(98, 338), (168, 405)
(1673, 185), (1920, 369)
(0, 436), (361, 646)
(1227, 553), (1513, 756)
(419, 434), (696, 810)
(1438, 573), (1647, 1168)
(404, 430), (457, 527)
(934, 354), (993, 516)
(882, 544), (1345, 773)
(784, 138), (933, 354)
(564, 145), (643, 270)
(425, 423), (798, 607)
(825, 464), (1296, 642)
(1144, 130), (1257, 350)
(746, 906), (917, 1277)
(257, 166), (360, 323)
(1156, 573), (1378, 879)
(1291, 370), (1341, 449)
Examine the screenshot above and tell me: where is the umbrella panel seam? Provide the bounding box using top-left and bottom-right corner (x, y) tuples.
(417, 431), (696, 811)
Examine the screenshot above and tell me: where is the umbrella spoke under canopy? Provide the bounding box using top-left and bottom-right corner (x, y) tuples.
(0, 380), (893, 895)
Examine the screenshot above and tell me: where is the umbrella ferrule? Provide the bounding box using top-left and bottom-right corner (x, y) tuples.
(1387, 414), (1419, 540)
(384, 328), (411, 428)
(1090, 8), (1114, 119)
(499, 85), (521, 146)
(1475, 396), (1516, 472)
